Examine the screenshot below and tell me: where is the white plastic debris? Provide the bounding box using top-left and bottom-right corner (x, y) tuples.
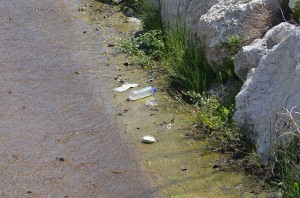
(141, 135), (156, 144)
(167, 123), (172, 130)
(145, 97), (158, 106)
(113, 83), (139, 92)
(127, 17), (141, 25)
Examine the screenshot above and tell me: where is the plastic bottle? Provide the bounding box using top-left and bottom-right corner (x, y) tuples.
(129, 86), (156, 100)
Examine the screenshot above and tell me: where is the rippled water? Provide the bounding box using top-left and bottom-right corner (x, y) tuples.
(0, 0), (154, 197)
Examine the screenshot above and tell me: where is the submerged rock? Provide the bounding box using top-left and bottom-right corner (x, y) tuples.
(234, 27), (300, 159)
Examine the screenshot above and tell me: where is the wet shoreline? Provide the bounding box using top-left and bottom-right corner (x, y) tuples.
(0, 0), (155, 197)
(79, 1), (273, 197)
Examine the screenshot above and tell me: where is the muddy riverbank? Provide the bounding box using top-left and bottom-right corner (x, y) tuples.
(79, 0), (274, 197)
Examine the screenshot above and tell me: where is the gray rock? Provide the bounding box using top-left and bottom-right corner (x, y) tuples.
(160, 0), (283, 70)
(197, 0), (282, 69)
(161, 0), (218, 29)
(234, 22), (296, 81)
(289, 0), (296, 9)
(234, 27), (300, 159)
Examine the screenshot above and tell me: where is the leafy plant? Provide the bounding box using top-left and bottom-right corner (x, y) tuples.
(219, 35), (243, 80)
(118, 30), (165, 66)
(292, 182), (300, 197)
(137, 30), (165, 60)
(198, 95), (232, 130)
(197, 95), (249, 154)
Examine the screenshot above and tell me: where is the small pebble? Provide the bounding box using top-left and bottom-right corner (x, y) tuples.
(142, 135), (156, 144)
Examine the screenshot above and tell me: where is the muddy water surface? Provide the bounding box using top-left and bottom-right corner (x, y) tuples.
(0, 0), (155, 197)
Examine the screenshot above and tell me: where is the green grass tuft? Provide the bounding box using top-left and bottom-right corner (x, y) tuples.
(164, 26), (216, 93)
(135, 0), (163, 32)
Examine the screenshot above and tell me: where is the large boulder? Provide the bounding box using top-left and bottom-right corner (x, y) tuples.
(234, 27), (300, 158)
(234, 22), (296, 81)
(161, 0), (218, 29)
(197, 0), (283, 69)
(160, 0), (284, 70)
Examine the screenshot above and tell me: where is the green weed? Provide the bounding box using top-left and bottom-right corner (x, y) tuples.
(164, 26), (216, 93)
(219, 35), (243, 81)
(118, 30), (165, 66)
(196, 95), (249, 155)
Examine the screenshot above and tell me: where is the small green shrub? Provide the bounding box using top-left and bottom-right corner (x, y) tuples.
(118, 30), (165, 66)
(137, 30), (165, 60)
(292, 183), (300, 198)
(197, 95), (248, 154)
(198, 95), (232, 130)
(293, 0), (300, 23)
(219, 35), (243, 81)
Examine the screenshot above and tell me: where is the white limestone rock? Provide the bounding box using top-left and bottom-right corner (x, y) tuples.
(234, 27), (300, 159)
(160, 0), (283, 70)
(197, 0), (283, 69)
(234, 22), (296, 81)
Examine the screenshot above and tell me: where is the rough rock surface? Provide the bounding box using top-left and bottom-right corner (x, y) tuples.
(234, 22), (296, 81)
(234, 27), (300, 157)
(160, 0), (283, 69)
(197, 0), (282, 68)
(289, 0), (296, 9)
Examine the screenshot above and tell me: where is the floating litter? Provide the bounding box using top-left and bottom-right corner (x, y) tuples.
(113, 83), (139, 92)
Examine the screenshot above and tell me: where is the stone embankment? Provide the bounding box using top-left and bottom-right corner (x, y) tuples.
(157, 0), (300, 158)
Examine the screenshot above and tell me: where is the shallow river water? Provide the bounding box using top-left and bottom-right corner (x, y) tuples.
(0, 0), (155, 197)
